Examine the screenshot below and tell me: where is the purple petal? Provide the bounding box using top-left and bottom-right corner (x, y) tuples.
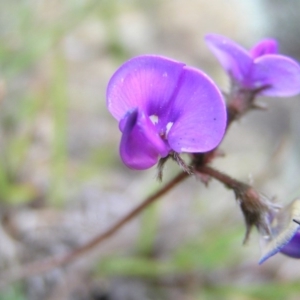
(250, 38), (278, 58)
(106, 55), (185, 121)
(251, 55), (300, 97)
(167, 67), (226, 153)
(205, 34), (252, 83)
(119, 109), (169, 170)
(280, 231), (300, 258)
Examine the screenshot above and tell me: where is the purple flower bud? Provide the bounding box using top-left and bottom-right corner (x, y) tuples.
(259, 199), (300, 264)
(280, 231), (300, 258)
(205, 34), (300, 97)
(106, 55), (227, 170)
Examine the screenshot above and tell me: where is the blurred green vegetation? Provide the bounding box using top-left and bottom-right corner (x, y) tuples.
(0, 0), (127, 206)
(96, 227), (242, 278)
(0, 284), (26, 300)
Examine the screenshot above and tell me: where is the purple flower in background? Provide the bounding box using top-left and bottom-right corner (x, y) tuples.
(259, 199), (300, 264)
(106, 55), (226, 170)
(205, 34), (300, 97)
(280, 230), (300, 258)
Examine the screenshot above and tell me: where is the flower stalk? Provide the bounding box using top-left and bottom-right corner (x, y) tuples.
(3, 33), (300, 285)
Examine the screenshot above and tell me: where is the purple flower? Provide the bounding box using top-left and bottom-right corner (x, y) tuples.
(205, 34), (300, 97)
(106, 55), (226, 170)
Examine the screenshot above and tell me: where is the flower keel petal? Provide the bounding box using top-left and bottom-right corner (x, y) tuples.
(119, 109), (169, 170)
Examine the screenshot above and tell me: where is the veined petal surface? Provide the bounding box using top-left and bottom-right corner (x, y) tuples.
(107, 55), (185, 120)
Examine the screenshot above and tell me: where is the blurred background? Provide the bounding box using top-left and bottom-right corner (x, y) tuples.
(0, 0), (300, 299)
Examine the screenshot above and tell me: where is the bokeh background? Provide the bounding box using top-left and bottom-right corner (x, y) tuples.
(1, 0), (300, 299)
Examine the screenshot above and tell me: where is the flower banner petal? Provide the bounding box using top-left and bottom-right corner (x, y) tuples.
(252, 55), (300, 97)
(119, 109), (169, 170)
(250, 39), (278, 58)
(205, 34), (252, 83)
(167, 67), (226, 153)
(107, 55), (185, 120)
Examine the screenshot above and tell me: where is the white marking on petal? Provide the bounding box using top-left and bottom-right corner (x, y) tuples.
(180, 147), (192, 152)
(165, 122), (173, 136)
(150, 115), (159, 124)
(163, 72), (168, 78)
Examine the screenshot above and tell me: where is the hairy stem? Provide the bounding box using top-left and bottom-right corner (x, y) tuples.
(197, 165), (244, 190)
(197, 165), (275, 243)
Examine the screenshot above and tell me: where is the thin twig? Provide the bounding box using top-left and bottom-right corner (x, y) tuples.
(196, 165), (242, 189)
(1, 171), (189, 286)
(1, 80), (267, 287)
